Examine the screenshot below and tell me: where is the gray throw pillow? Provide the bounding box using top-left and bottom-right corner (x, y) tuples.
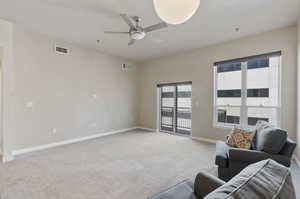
(252, 120), (271, 149)
(205, 159), (296, 199)
(256, 127), (287, 154)
(255, 120), (271, 132)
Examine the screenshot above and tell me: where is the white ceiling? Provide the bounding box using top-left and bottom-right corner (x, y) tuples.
(0, 0), (300, 62)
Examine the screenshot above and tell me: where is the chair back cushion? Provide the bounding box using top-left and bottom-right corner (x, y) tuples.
(254, 121), (287, 154)
(256, 127), (287, 154)
(205, 159), (295, 199)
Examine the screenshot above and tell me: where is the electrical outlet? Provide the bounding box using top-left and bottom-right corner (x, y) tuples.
(92, 94), (97, 99)
(195, 100), (199, 108)
(90, 123), (97, 128)
(52, 128), (57, 134)
(26, 101), (33, 108)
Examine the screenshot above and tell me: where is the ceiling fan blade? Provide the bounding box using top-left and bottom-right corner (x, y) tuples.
(128, 39), (135, 46)
(120, 14), (136, 29)
(104, 31), (129, 34)
(144, 22), (168, 33)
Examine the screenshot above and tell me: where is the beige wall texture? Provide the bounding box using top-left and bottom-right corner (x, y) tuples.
(0, 21), (299, 159)
(4, 25), (139, 154)
(297, 19), (300, 160)
(0, 19), (13, 159)
(0, 50), (2, 154)
(138, 26), (298, 141)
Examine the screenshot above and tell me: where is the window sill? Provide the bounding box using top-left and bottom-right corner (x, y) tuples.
(213, 123), (258, 131)
(213, 124), (235, 130)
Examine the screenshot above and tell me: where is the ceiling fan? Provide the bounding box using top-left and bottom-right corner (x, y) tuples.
(104, 14), (168, 46)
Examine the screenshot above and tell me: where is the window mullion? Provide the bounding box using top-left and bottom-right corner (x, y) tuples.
(213, 67), (217, 126)
(241, 62), (248, 128)
(277, 56), (282, 128)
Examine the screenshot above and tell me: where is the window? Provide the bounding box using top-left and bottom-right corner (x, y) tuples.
(213, 52), (281, 129)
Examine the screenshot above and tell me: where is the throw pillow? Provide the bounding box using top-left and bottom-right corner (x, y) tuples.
(227, 128), (256, 149)
(252, 120), (272, 149)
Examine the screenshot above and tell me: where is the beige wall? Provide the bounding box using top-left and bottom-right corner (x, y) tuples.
(4, 25), (139, 154)
(0, 50), (2, 154)
(0, 19), (13, 159)
(138, 26), (298, 141)
(1, 21), (298, 159)
(297, 20), (300, 160)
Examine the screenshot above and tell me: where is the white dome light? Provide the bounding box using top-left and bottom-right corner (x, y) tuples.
(131, 31), (146, 40)
(153, 0), (200, 25)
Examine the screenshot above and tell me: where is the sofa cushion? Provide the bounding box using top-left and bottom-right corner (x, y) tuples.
(205, 159), (295, 199)
(215, 141), (230, 167)
(256, 127), (287, 154)
(227, 128), (256, 149)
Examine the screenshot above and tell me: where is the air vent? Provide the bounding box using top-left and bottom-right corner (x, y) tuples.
(122, 63), (134, 71)
(55, 45), (69, 55)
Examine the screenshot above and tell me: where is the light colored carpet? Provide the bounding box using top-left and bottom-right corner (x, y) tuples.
(0, 130), (216, 199)
(1, 130), (299, 198)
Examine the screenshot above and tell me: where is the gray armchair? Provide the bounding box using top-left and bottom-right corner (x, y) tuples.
(215, 121), (297, 181)
(216, 139), (296, 181)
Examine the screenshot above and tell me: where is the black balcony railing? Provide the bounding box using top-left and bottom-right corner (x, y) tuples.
(160, 83), (192, 136)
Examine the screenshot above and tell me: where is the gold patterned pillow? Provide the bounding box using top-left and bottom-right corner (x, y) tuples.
(227, 128), (256, 149)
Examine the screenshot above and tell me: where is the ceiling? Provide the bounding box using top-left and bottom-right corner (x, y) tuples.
(0, 0), (300, 62)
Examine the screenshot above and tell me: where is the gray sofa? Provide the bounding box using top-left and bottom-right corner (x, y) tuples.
(148, 159), (296, 199)
(215, 121), (297, 181)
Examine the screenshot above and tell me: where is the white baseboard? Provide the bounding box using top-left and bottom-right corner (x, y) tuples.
(136, 126), (157, 132)
(0, 151), (14, 163)
(191, 136), (217, 144)
(1, 153), (15, 163)
(3, 127), (218, 163)
(11, 127), (138, 158)
(293, 155), (300, 167)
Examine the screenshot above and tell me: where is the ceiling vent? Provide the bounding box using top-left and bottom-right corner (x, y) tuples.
(122, 63), (135, 71)
(55, 45), (69, 55)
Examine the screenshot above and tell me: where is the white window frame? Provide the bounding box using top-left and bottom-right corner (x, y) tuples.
(213, 56), (282, 130)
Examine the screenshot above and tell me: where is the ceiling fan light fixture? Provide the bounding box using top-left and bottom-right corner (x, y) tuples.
(104, 14), (168, 46)
(153, 0), (200, 25)
(130, 31), (146, 40)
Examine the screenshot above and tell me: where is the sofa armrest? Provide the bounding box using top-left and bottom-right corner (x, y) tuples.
(279, 138), (297, 157)
(215, 141), (230, 167)
(228, 148), (291, 167)
(194, 171), (225, 198)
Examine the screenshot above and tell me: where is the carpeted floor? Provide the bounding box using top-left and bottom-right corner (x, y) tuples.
(0, 130), (299, 199)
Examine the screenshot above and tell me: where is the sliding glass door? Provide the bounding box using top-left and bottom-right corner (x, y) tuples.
(176, 84), (192, 135)
(158, 82), (192, 136)
(160, 85), (176, 132)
